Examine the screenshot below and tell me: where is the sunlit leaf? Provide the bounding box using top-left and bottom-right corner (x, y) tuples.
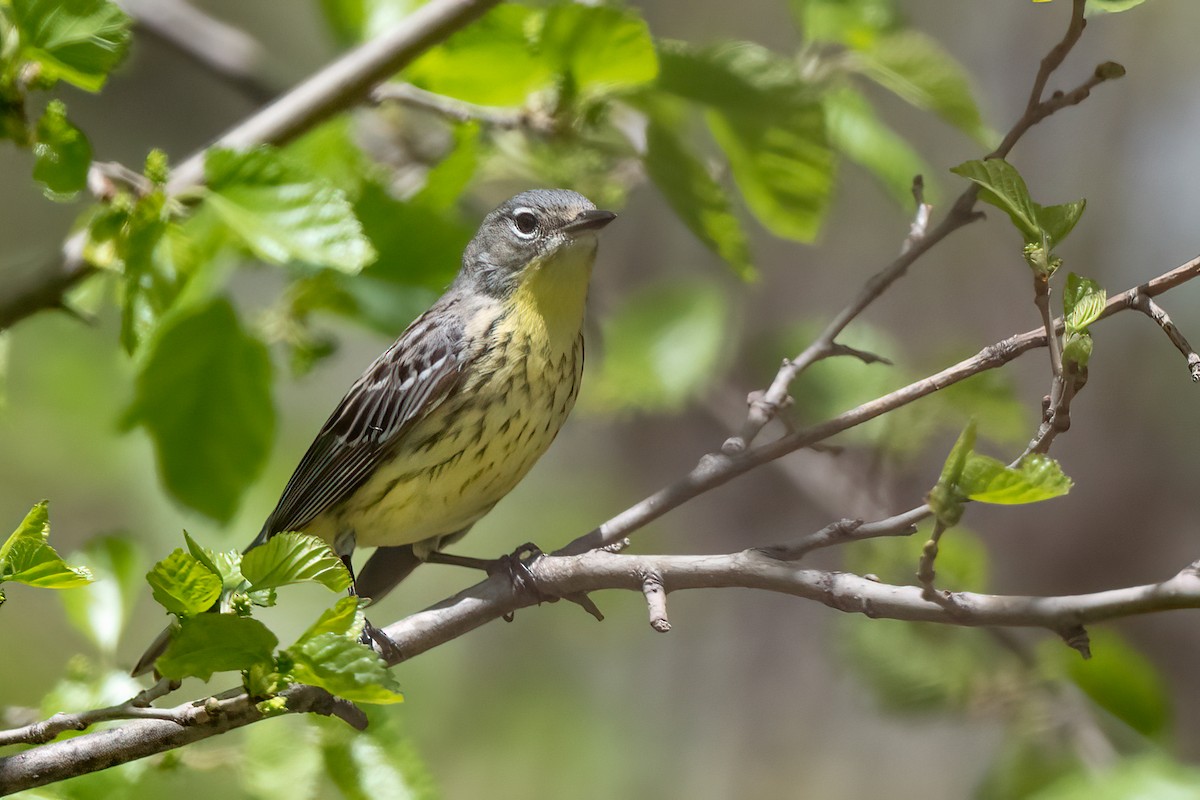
(960, 453), (1073, 504)
(1063, 273), (1106, 332)
(157, 614), (278, 681)
(656, 39), (811, 115)
(537, 4), (658, 92)
(241, 532), (352, 593)
(927, 421), (975, 527)
(202, 146), (375, 273)
(0, 501), (93, 589)
(32, 99), (92, 198)
(124, 298), (275, 523)
(1029, 755), (1200, 799)
(643, 115), (755, 280)
(145, 548), (222, 616)
(951, 159), (1040, 241)
(10, 0), (131, 91)
(794, 0), (900, 47)
(288, 633), (403, 704)
(297, 596), (364, 645)
(1037, 199), (1087, 248)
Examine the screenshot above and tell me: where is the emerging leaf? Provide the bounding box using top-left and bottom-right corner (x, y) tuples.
(32, 100), (92, 197)
(241, 532), (352, 593)
(960, 453), (1073, 504)
(288, 633), (404, 704)
(297, 596), (365, 645)
(951, 159), (1041, 242)
(927, 421), (976, 527)
(10, 0), (132, 91)
(1063, 273), (1106, 333)
(145, 548), (223, 616)
(202, 146), (376, 274)
(156, 614), (278, 681)
(0, 502), (93, 589)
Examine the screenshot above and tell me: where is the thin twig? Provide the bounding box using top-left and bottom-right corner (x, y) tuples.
(370, 82), (555, 134)
(756, 505), (931, 562)
(641, 572), (671, 632)
(1132, 290), (1200, 382)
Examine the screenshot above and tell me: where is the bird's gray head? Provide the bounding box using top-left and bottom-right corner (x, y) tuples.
(458, 189), (616, 297)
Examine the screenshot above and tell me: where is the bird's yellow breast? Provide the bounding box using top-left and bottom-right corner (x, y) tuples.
(304, 239), (595, 552)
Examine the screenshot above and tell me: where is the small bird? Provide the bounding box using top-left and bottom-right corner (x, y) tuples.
(133, 189), (615, 676)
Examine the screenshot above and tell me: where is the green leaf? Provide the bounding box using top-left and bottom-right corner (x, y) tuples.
(32, 99), (92, 197)
(1040, 629), (1170, 739)
(927, 421), (975, 527)
(412, 123), (479, 211)
(145, 548), (223, 616)
(60, 535), (144, 654)
(1062, 331), (1093, 369)
(1085, 0), (1149, 15)
(10, 0), (131, 91)
(584, 282), (729, 413)
(643, 116), (755, 281)
(317, 0), (419, 44)
(185, 530), (244, 590)
(708, 103), (835, 242)
(241, 532), (352, 593)
(202, 146), (375, 273)
(1037, 199), (1086, 247)
(960, 453), (1073, 504)
(404, 5), (551, 106)
(537, 4), (658, 93)
(156, 614), (278, 681)
(656, 39), (812, 115)
(297, 596), (364, 645)
(951, 159), (1040, 241)
(795, 0), (900, 47)
(288, 633), (403, 704)
(124, 298), (275, 523)
(1029, 756), (1200, 800)
(852, 30), (994, 145)
(0, 502), (93, 589)
(1063, 273), (1106, 332)
(823, 86), (933, 207)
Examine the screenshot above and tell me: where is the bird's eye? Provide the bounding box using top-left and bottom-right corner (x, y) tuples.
(512, 210), (538, 237)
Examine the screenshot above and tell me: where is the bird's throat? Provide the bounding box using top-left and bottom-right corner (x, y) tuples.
(509, 239), (595, 347)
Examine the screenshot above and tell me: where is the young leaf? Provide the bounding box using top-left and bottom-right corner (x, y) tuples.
(10, 0), (132, 91)
(851, 30), (995, 146)
(156, 614), (278, 681)
(1036, 199), (1086, 248)
(1063, 273), (1106, 332)
(823, 86), (934, 207)
(202, 146), (376, 274)
(643, 117), (755, 281)
(960, 453), (1073, 504)
(583, 282), (730, 413)
(60, 535), (145, 654)
(32, 100), (92, 197)
(927, 421), (975, 527)
(537, 4), (658, 93)
(185, 531), (244, 590)
(1062, 331), (1094, 369)
(241, 532), (352, 593)
(707, 103), (835, 243)
(297, 596), (364, 645)
(950, 159), (1040, 242)
(288, 633), (404, 704)
(145, 548), (223, 616)
(124, 298), (275, 523)
(0, 502), (93, 589)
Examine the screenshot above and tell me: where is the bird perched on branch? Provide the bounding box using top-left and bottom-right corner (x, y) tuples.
(133, 188), (616, 676)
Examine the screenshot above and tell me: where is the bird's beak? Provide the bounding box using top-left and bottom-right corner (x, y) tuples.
(563, 208), (617, 235)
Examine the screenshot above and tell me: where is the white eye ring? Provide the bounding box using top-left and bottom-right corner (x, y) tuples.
(511, 208), (539, 238)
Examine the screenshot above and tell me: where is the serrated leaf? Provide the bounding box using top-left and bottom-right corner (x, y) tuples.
(145, 548), (222, 616)
(202, 146), (375, 273)
(298, 596), (364, 645)
(656, 39), (812, 115)
(927, 421), (975, 527)
(852, 30), (994, 145)
(242, 532), (351, 593)
(288, 633), (403, 704)
(707, 103), (835, 242)
(404, 5), (551, 106)
(960, 453), (1073, 504)
(124, 298), (275, 523)
(1040, 629), (1170, 739)
(1063, 273), (1106, 332)
(0, 501), (93, 589)
(584, 282), (729, 413)
(951, 159), (1040, 242)
(10, 0), (131, 91)
(32, 99), (92, 197)
(60, 535), (144, 654)
(824, 85), (934, 207)
(156, 614), (278, 681)
(537, 4), (657, 92)
(643, 116), (755, 280)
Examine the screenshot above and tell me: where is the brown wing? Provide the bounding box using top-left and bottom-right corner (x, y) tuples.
(252, 298), (467, 547)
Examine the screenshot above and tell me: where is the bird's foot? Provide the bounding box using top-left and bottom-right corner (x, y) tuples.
(359, 618), (404, 664)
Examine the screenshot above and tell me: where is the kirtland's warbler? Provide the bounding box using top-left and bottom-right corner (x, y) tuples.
(132, 189), (615, 676)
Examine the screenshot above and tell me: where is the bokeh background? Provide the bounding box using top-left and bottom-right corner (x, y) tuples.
(3, 1), (1200, 798)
